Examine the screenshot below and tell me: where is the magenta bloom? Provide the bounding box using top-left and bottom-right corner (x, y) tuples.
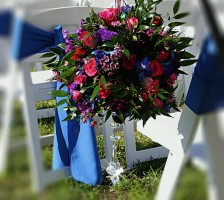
(126, 17), (138, 30)
(72, 91), (82, 101)
(74, 74), (87, 84)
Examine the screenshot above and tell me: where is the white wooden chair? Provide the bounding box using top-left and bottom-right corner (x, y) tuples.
(153, 1), (224, 200)
(0, 0), (89, 175)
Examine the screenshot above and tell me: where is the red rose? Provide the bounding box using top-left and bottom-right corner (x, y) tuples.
(126, 17), (138, 30)
(154, 97), (163, 108)
(157, 51), (169, 61)
(141, 92), (149, 102)
(167, 74), (177, 86)
(72, 47), (86, 61)
(84, 58), (98, 77)
(98, 85), (111, 99)
(148, 60), (163, 77)
(72, 91), (82, 101)
(144, 78), (159, 95)
(122, 54), (135, 70)
(152, 16), (161, 25)
(80, 31), (96, 48)
(98, 8), (118, 25)
(74, 74), (87, 84)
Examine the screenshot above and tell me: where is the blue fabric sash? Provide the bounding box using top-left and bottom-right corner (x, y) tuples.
(0, 10), (12, 36)
(11, 17), (103, 185)
(185, 35), (224, 114)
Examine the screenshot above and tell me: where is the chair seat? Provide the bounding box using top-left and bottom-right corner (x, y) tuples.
(137, 112), (183, 153)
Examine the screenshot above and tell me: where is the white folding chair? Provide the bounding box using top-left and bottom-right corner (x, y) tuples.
(153, 1), (224, 199)
(0, 0), (89, 175)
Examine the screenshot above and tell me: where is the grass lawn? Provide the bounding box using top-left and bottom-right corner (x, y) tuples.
(0, 101), (208, 200)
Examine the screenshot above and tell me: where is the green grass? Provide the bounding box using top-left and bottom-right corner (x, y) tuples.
(0, 101), (208, 200)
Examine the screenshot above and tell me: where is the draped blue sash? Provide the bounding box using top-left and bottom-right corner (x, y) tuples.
(10, 16), (103, 185)
(185, 35), (224, 114)
(0, 10), (12, 36)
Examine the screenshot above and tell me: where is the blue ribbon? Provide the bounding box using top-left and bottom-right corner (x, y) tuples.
(11, 17), (103, 185)
(0, 10), (12, 36)
(185, 35), (224, 114)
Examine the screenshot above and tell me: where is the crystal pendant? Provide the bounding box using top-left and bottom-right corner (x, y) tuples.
(106, 116), (124, 185)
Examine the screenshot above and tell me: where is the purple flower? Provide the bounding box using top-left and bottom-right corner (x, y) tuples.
(69, 82), (77, 94)
(62, 30), (69, 39)
(65, 39), (74, 53)
(97, 28), (118, 42)
(121, 5), (131, 13)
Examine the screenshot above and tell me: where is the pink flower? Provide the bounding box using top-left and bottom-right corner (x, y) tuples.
(152, 16), (161, 25)
(154, 98), (163, 108)
(84, 58), (98, 77)
(90, 120), (97, 127)
(72, 91), (82, 101)
(126, 17), (138, 30)
(74, 74), (87, 84)
(148, 60), (163, 77)
(157, 51), (169, 61)
(98, 8), (118, 25)
(167, 74), (177, 86)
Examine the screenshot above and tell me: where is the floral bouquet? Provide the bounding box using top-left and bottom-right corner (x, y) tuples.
(45, 0), (195, 126)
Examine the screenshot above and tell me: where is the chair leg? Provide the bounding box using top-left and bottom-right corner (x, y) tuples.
(155, 105), (200, 200)
(0, 91), (13, 174)
(155, 151), (187, 200)
(202, 110), (224, 200)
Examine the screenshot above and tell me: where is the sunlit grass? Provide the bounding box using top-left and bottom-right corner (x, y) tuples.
(0, 101), (208, 200)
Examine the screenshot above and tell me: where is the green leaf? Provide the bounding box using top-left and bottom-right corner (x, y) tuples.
(91, 85), (100, 99)
(40, 52), (55, 58)
(123, 49), (130, 59)
(49, 90), (68, 97)
(168, 22), (185, 28)
(130, 83), (137, 92)
(55, 99), (68, 108)
(179, 51), (195, 59)
(58, 67), (74, 78)
(157, 93), (168, 100)
(177, 69), (188, 75)
(100, 75), (106, 86)
(174, 12), (189, 19)
(102, 42), (114, 48)
(58, 43), (66, 50)
(180, 59), (197, 66)
(45, 63), (57, 68)
(140, 25), (151, 30)
(49, 47), (63, 56)
(43, 56), (57, 64)
(117, 111), (124, 123)
(104, 110), (112, 122)
(61, 50), (75, 63)
(173, 0), (180, 15)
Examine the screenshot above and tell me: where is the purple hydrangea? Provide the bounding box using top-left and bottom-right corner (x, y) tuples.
(97, 28), (118, 42)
